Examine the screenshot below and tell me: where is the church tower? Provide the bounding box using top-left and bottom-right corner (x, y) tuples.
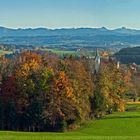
(94, 48), (100, 74)
(117, 61), (120, 69)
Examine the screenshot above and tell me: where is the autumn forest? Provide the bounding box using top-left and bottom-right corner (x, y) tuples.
(0, 51), (132, 132)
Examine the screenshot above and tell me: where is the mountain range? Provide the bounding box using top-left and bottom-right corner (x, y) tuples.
(0, 26), (140, 37)
(1, 26), (140, 47)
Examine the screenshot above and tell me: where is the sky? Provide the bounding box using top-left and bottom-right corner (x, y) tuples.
(0, 0), (140, 29)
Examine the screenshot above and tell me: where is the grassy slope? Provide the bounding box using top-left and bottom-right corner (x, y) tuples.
(1, 111), (140, 140)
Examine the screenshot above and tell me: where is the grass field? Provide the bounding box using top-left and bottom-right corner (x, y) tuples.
(1, 104), (140, 140)
(126, 102), (140, 112)
(41, 48), (77, 56)
(0, 50), (12, 56)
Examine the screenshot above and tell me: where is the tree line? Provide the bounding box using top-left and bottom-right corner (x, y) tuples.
(0, 51), (131, 131)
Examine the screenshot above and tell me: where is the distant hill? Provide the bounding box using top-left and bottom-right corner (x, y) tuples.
(0, 26), (116, 37)
(1, 26), (140, 37)
(115, 47), (140, 64)
(1, 26), (140, 46)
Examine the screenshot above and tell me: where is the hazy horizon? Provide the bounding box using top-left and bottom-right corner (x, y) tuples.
(1, 0), (140, 29)
(1, 26), (140, 30)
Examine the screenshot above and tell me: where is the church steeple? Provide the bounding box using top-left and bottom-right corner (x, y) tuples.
(117, 61), (120, 69)
(94, 48), (100, 74)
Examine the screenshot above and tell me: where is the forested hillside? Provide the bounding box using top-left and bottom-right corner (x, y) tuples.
(115, 47), (140, 64)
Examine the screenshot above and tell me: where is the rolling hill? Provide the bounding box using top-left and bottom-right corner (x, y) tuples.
(115, 47), (140, 64)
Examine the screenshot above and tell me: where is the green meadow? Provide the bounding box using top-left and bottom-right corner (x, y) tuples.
(1, 103), (140, 140)
(42, 48), (77, 56)
(0, 50), (12, 56)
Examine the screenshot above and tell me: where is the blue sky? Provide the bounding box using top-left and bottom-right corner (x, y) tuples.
(0, 0), (140, 29)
